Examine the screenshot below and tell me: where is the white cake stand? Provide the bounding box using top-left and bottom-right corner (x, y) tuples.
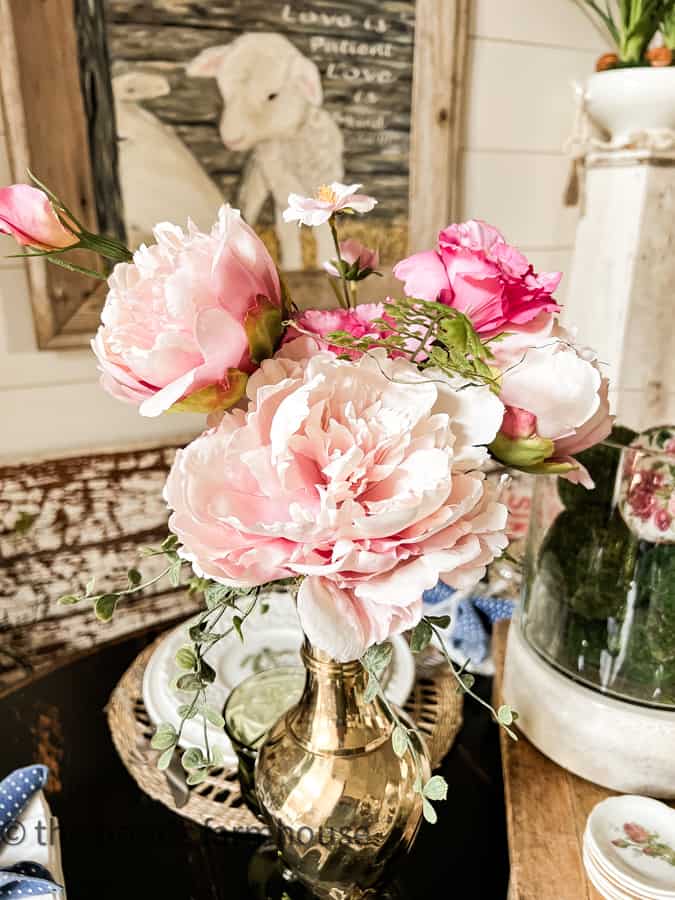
(503, 619), (675, 798)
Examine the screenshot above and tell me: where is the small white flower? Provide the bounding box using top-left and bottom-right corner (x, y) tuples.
(283, 183), (377, 228)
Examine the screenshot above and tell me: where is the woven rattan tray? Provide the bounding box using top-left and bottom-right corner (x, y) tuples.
(107, 633), (463, 833)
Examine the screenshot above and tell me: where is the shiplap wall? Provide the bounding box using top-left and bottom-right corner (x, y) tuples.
(0, 0), (608, 459)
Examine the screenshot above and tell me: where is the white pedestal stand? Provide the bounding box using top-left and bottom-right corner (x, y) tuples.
(563, 149), (675, 430)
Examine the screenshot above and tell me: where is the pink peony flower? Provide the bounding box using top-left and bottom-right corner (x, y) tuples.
(323, 238), (379, 278)
(490, 325), (612, 487)
(0, 184), (78, 250)
(92, 205), (282, 418)
(393, 219), (561, 338)
(283, 303), (392, 358)
(655, 508), (672, 532)
(165, 338), (508, 661)
(283, 183), (377, 228)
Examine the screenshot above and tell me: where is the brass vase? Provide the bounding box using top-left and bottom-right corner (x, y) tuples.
(255, 641), (430, 900)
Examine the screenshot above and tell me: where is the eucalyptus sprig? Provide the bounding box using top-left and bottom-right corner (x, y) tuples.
(361, 643), (447, 824)
(325, 296), (501, 391)
(58, 533), (187, 622)
(151, 583), (264, 783)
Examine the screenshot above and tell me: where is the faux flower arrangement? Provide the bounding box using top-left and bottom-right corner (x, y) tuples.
(1, 175), (612, 818)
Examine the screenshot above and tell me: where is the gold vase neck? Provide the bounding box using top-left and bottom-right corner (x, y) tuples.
(288, 641), (392, 755)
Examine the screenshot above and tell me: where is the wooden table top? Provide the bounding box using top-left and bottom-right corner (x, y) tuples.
(493, 620), (672, 900)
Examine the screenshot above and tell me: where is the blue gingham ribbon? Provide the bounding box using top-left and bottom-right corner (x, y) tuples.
(0, 766), (61, 897)
(423, 581), (514, 665)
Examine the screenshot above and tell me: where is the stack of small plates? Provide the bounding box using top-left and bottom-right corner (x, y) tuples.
(584, 796), (675, 899)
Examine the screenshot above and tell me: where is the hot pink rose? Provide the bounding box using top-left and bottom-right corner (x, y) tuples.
(92, 205), (282, 417)
(165, 338), (508, 661)
(490, 326), (612, 487)
(0, 184), (78, 250)
(393, 219), (561, 337)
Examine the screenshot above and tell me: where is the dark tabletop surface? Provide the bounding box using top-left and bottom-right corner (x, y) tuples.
(0, 632), (510, 899)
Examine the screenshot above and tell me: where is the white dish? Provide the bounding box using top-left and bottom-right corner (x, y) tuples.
(142, 590), (416, 765)
(585, 838), (667, 900)
(586, 796), (675, 896)
(584, 844), (638, 900)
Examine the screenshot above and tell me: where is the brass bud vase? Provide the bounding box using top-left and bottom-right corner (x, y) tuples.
(255, 641), (430, 900)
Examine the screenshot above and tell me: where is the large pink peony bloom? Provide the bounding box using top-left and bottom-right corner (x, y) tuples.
(490, 322), (612, 486)
(92, 206), (281, 417)
(0, 184), (78, 250)
(393, 219), (561, 337)
(165, 338), (508, 661)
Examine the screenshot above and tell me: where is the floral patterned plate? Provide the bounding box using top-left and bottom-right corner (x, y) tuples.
(619, 426), (675, 544)
(587, 796), (675, 896)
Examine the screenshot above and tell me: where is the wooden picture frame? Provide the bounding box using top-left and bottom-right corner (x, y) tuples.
(0, 0), (469, 349)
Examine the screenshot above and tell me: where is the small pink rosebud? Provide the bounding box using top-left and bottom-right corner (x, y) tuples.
(323, 238), (379, 279)
(500, 406), (537, 440)
(0, 184), (78, 250)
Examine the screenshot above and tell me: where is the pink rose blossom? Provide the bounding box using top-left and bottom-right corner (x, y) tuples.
(165, 338), (508, 661)
(393, 219), (561, 338)
(283, 183), (377, 228)
(0, 184), (78, 250)
(655, 509), (672, 532)
(490, 326), (612, 487)
(624, 823), (650, 844)
(92, 205), (281, 417)
(323, 238), (379, 278)
(283, 303), (392, 358)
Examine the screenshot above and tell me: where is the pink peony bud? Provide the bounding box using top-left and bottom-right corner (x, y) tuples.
(0, 184), (78, 250)
(323, 238), (379, 279)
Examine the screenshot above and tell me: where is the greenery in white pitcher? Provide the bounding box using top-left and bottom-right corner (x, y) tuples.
(577, 0), (675, 67)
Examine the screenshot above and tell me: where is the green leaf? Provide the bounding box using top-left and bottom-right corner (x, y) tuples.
(94, 594), (118, 622)
(422, 798), (438, 824)
(162, 534), (179, 552)
(425, 614), (451, 629)
(181, 747), (205, 771)
(157, 747), (175, 771)
(58, 594), (82, 606)
(199, 660), (217, 684)
(232, 615), (244, 642)
(169, 371), (248, 414)
(422, 775), (448, 802)
(177, 704), (199, 720)
(85, 577), (96, 596)
(175, 647), (198, 671)
(363, 674), (379, 704)
(361, 642), (393, 680)
(410, 620), (433, 654)
(127, 568), (142, 587)
(211, 746), (226, 767)
(151, 723), (177, 751)
(457, 673), (475, 693)
(497, 705), (515, 727)
(244, 295), (283, 363)
(205, 583), (230, 609)
(203, 705), (225, 729)
(168, 561), (182, 588)
(186, 769), (208, 786)
(176, 673), (203, 692)
(392, 726), (408, 758)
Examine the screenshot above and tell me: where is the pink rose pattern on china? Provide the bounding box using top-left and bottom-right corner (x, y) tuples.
(165, 338), (508, 661)
(612, 822), (675, 867)
(620, 427), (675, 543)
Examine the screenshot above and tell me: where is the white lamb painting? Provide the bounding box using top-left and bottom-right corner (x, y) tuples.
(113, 71), (225, 250)
(187, 33), (345, 271)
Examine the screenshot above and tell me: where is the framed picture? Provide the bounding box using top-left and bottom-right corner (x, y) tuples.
(0, 0), (469, 348)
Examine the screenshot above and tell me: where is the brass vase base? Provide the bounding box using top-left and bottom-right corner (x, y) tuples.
(247, 842), (405, 900)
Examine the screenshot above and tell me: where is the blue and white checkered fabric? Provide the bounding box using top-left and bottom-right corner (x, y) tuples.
(0, 766), (61, 897)
(423, 581), (514, 665)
